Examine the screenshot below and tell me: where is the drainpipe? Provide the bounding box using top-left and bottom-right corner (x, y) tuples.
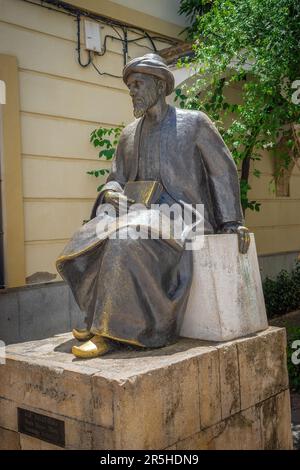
(0, 80), (6, 288)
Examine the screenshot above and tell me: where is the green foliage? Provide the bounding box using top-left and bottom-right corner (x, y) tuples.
(88, 125), (124, 192)
(178, 0), (214, 38)
(178, 0), (300, 212)
(263, 261), (300, 317)
(239, 180), (261, 213)
(286, 326), (300, 392)
(262, 261), (300, 391)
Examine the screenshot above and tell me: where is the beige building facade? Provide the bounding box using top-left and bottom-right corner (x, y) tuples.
(0, 0), (299, 288)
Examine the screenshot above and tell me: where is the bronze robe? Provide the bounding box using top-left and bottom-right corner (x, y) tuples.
(57, 106), (243, 347)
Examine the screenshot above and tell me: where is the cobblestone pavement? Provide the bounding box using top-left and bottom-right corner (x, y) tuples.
(291, 393), (300, 450)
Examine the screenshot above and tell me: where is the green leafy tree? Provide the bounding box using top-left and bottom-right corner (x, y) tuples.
(178, 0), (300, 212)
(88, 125), (124, 192)
(179, 0), (214, 38)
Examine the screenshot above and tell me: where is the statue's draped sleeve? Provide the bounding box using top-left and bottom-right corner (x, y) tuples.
(196, 112), (243, 228)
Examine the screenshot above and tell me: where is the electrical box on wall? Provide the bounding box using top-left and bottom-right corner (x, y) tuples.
(84, 20), (103, 53)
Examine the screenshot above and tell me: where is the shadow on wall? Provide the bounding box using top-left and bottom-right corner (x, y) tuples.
(258, 252), (300, 281)
(0, 281), (84, 345)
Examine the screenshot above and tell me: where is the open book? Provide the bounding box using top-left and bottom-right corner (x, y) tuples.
(124, 180), (164, 208)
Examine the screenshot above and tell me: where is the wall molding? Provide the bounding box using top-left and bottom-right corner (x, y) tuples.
(0, 54), (26, 287)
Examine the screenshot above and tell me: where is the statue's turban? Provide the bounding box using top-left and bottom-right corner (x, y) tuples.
(123, 53), (175, 96)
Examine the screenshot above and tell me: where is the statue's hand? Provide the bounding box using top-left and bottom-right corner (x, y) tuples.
(220, 222), (250, 254)
(103, 190), (135, 214)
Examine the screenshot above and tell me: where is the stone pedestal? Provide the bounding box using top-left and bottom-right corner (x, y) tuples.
(181, 233), (268, 341)
(0, 327), (293, 450)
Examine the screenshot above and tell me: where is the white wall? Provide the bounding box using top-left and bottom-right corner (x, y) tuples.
(112, 0), (189, 27)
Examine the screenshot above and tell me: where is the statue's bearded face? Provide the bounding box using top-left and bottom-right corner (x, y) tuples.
(126, 72), (163, 118)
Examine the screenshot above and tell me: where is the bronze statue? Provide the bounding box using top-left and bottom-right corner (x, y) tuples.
(56, 54), (250, 358)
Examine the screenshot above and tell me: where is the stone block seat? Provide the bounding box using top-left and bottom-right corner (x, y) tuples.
(181, 233), (268, 341)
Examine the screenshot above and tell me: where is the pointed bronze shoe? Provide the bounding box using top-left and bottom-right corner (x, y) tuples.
(72, 328), (93, 341)
(72, 335), (111, 358)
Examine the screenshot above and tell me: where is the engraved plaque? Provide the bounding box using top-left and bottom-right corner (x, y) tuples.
(18, 408), (65, 448)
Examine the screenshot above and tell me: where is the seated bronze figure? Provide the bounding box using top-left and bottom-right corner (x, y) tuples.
(56, 54), (250, 358)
